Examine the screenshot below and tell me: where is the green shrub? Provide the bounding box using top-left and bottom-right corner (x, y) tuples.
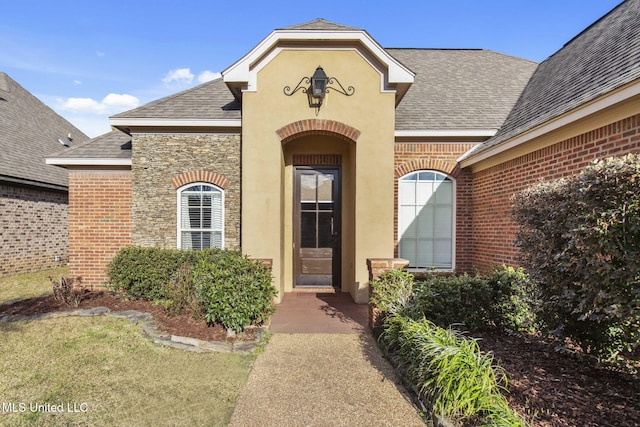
(107, 247), (277, 331)
(512, 154), (640, 358)
(370, 268), (414, 314)
(410, 266), (537, 332)
(192, 251), (276, 332)
(107, 247), (192, 300)
(382, 314), (527, 426)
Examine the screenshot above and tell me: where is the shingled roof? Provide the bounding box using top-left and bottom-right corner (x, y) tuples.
(279, 18), (361, 31)
(110, 48), (536, 132)
(0, 72), (89, 189)
(111, 78), (240, 120)
(467, 0), (640, 159)
(389, 49), (537, 131)
(48, 130), (131, 160)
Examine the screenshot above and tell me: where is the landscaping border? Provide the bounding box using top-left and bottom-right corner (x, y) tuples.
(0, 306), (266, 355)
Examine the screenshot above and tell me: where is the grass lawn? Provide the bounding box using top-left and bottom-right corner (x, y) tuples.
(0, 269), (254, 426)
(0, 267), (69, 303)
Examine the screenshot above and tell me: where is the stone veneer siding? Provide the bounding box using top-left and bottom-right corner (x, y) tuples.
(132, 133), (241, 250)
(393, 142), (476, 273)
(471, 114), (640, 272)
(68, 170), (132, 287)
(0, 183), (68, 276)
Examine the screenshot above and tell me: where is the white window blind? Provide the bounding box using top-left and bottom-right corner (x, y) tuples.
(178, 184), (223, 250)
(398, 171), (454, 269)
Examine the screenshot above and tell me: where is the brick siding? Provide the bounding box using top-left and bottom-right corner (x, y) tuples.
(393, 142), (476, 273)
(471, 113), (640, 272)
(68, 170), (132, 287)
(0, 184), (68, 276)
(131, 133), (241, 250)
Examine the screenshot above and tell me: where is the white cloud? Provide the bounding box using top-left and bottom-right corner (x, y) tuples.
(162, 68), (194, 85)
(57, 93), (140, 115)
(198, 70), (221, 83)
(102, 93), (140, 110)
(73, 80), (82, 86)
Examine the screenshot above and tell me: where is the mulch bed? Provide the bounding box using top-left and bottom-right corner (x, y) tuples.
(476, 331), (639, 427)
(0, 290), (257, 343)
(2, 292), (638, 425)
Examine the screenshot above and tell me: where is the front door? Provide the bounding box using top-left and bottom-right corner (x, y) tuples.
(294, 167), (341, 288)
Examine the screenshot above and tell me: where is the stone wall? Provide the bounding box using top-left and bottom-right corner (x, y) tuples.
(0, 183), (68, 276)
(131, 133), (241, 250)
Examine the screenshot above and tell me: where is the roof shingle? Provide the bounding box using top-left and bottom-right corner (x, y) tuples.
(49, 130), (131, 160)
(389, 49), (537, 130)
(469, 0), (640, 158)
(0, 72), (89, 188)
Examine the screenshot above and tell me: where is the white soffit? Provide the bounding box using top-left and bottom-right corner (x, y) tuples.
(45, 158), (132, 166)
(222, 29), (415, 92)
(395, 129), (497, 138)
(109, 118), (242, 128)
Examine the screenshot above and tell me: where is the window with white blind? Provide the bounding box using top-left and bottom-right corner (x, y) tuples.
(398, 171), (454, 269)
(177, 183), (223, 250)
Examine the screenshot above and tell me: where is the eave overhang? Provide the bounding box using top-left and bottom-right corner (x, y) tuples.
(222, 29), (415, 105)
(458, 79), (640, 170)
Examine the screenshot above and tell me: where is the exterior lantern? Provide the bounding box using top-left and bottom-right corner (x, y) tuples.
(283, 65), (355, 110)
(310, 66), (329, 104)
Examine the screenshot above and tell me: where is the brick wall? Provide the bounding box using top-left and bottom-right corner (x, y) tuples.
(131, 133), (241, 250)
(68, 170), (132, 287)
(394, 142), (476, 273)
(0, 183), (68, 276)
(471, 113), (640, 272)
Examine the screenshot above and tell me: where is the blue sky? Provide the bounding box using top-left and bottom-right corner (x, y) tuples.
(1, 0), (623, 137)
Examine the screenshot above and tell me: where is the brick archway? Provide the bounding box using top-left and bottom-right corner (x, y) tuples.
(394, 159), (458, 178)
(171, 170), (230, 189)
(276, 119), (361, 144)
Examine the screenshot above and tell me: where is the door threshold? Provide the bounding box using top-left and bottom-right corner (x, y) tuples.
(292, 287), (338, 293)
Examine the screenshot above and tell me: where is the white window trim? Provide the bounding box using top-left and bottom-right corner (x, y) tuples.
(398, 170), (456, 272)
(176, 182), (225, 250)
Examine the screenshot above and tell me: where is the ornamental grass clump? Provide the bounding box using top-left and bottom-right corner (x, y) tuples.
(382, 314), (528, 426)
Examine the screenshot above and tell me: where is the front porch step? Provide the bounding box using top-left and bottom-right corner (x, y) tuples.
(290, 287), (338, 294)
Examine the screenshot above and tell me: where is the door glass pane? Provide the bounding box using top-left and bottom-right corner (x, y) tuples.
(300, 212), (316, 248)
(318, 212), (333, 247)
(317, 174), (333, 202)
(300, 175), (316, 202)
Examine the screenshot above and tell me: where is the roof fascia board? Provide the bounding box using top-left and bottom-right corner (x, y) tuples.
(45, 158), (132, 166)
(109, 118), (242, 128)
(459, 80), (640, 168)
(0, 175), (67, 192)
(222, 29), (415, 91)
(395, 129), (497, 138)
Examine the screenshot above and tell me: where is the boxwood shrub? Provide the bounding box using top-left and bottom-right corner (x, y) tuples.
(411, 266), (537, 333)
(192, 251), (276, 332)
(107, 246), (276, 331)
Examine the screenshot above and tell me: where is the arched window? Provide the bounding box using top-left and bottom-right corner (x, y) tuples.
(177, 183), (224, 250)
(398, 171), (454, 269)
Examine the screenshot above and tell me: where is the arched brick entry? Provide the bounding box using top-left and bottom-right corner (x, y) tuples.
(276, 119), (361, 143)
(394, 158), (458, 178)
(171, 170), (230, 189)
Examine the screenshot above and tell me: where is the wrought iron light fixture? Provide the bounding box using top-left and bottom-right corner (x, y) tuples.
(284, 66), (355, 108)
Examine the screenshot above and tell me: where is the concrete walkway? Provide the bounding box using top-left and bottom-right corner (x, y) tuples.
(228, 293), (425, 426)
